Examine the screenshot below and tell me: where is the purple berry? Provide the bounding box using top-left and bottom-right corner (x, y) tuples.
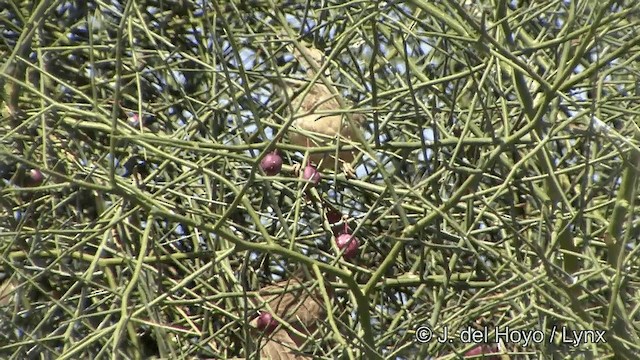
(128, 113), (140, 127)
(336, 233), (359, 259)
(260, 151), (283, 176)
(29, 169), (44, 185)
(325, 208), (342, 224)
(303, 164), (321, 186)
(464, 344), (499, 359)
(256, 312), (278, 333)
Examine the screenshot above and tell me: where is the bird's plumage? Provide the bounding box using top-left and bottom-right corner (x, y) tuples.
(285, 80), (364, 171)
(279, 43), (365, 174)
(290, 113), (363, 167)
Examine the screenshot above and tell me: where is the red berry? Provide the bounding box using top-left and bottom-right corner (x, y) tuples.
(256, 312), (278, 333)
(303, 164), (321, 186)
(29, 169), (44, 185)
(464, 344), (499, 359)
(260, 151), (283, 176)
(128, 113), (140, 127)
(336, 233), (359, 259)
(325, 208), (342, 224)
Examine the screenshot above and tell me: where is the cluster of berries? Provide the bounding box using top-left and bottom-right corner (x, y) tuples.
(259, 150), (359, 260)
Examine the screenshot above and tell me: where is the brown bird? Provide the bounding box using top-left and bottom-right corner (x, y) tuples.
(254, 329), (311, 359)
(252, 276), (329, 336)
(280, 43), (365, 178)
(243, 275), (332, 359)
(284, 78), (365, 177)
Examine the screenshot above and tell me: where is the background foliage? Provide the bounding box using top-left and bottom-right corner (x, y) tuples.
(2, 0), (640, 358)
